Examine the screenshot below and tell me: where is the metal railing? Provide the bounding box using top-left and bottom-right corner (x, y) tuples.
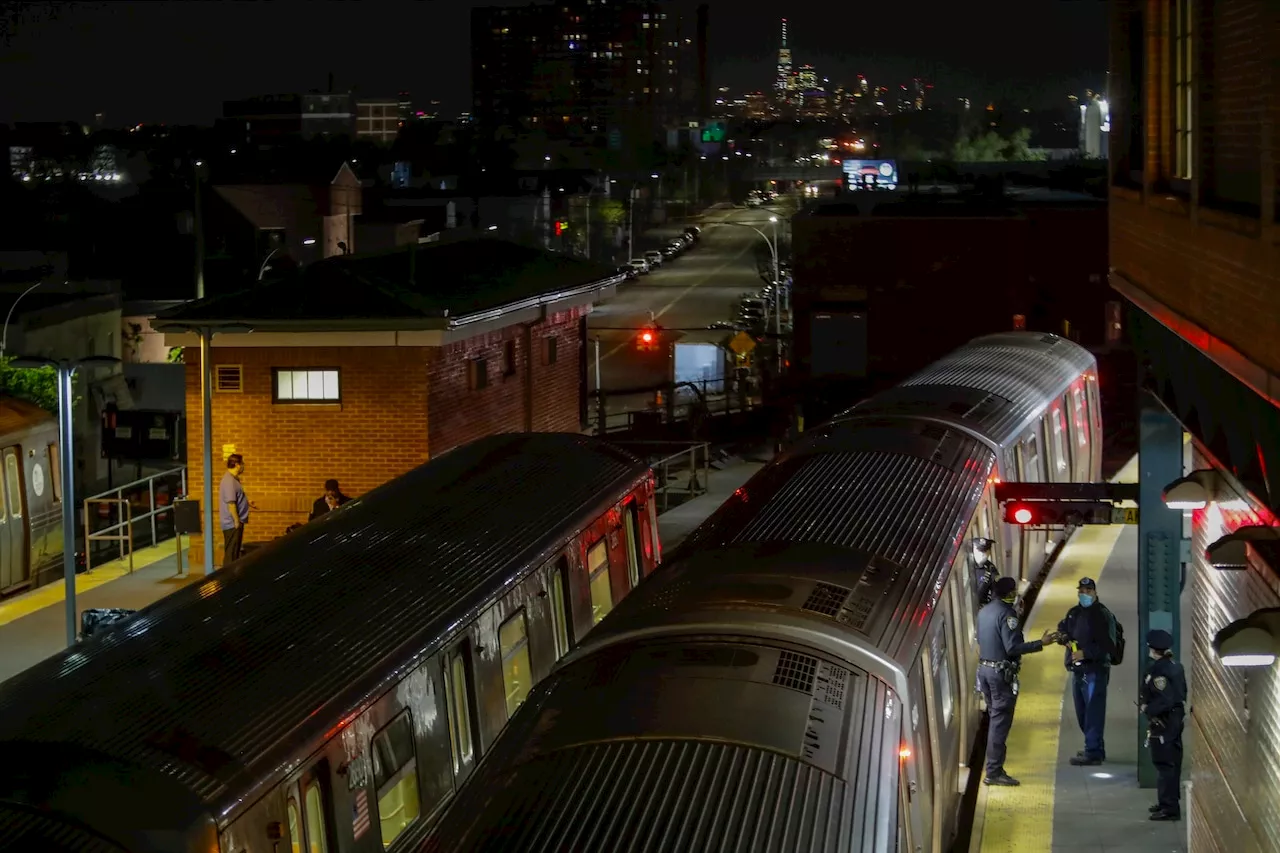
(589, 378), (763, 435)
(612, 441), (712, 513)
(83, 466), (187, 571)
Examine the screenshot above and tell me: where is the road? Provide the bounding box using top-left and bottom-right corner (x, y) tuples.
(587, 202), (789, 403)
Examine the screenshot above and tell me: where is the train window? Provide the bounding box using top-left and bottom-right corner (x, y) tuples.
(1070, 387), (1088, 448)
(549, 561), (572, 658)
(288, 798), (301, 853)
(4, 453), (19, 518)
(47, 444), (61, 501)
(372, 712), (421, 847)
(499, 610), (534, 716)
(587, 540), (613, 624)
(1021, 434), (1041, 482)
(646, 498), (661, 564)
(303, 781), (329, 853)
(624, 506), (641, 588)
(1050, 407), (1069, 476)
(445, 650), (474, 772)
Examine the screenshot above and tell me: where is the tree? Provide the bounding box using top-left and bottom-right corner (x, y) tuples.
(0, 357), (64, 413)
(597, 199), (626, 230)
(951, 127), (1045, 162)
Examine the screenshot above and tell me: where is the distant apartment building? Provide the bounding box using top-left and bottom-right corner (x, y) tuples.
(471, 0), (708, 151)
(222, 93), (354, 147)
(356, 99), (401, 144)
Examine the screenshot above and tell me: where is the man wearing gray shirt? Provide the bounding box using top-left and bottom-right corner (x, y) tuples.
(219, 453), (250, 564)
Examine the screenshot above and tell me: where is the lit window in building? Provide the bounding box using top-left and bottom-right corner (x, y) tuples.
(273, 369), (340, 403)
(1173, 0), (1193, 180)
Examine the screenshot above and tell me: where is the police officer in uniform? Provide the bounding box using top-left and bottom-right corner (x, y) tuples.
(1141, 629), (1186, 821)
(977, 576), (1058, 786)
(970, 538), (1001, 607)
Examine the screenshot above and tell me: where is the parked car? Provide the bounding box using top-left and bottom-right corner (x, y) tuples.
(627, 258), (650, 274)
(684, 226), (701, 242)
(618, 265), (638, 281)
(644, 250), (664, 268)
(661, 245), (681, 260)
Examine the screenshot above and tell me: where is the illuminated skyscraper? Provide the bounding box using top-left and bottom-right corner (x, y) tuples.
(776, 19), (792, 99)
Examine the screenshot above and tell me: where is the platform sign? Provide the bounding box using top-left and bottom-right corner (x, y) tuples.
(728, 331), (756, 356)
(1111, 506), (1140, 525)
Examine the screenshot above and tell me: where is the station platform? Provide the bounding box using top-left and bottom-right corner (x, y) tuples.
(0, 536), (200, 683)
(0, 451), (766, 686)
(971, 456), (1189, 853)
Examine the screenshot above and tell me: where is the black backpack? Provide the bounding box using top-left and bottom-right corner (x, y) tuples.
(1110, 614), (1126, 665)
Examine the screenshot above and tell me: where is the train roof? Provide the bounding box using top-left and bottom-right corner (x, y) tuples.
(589, 418), (994, 668)
(844, 331), (1096, 448)
(0, 433), (649, 820)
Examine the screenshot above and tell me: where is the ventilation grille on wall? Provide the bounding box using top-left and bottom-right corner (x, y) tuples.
(772, 650), (818, 694)
(801, 582), (853, 618)
(215, 365), (243, 392)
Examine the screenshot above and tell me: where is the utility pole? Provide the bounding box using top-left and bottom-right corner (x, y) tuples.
(193, 160), (214, 576)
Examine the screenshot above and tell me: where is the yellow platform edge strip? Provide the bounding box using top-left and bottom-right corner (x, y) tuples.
(974, 455), (1136, 853)
(0, 535), (190, 628)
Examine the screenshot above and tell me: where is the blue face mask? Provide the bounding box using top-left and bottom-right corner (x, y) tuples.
(1079, 593), (1095, 607)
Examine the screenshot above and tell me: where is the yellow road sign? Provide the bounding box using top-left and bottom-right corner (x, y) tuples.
(729, 331), (756, 356)
(1110, 506), (1140, 525)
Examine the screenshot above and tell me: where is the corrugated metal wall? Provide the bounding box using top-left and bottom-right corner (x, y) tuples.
(1189, 444), (1280, 853)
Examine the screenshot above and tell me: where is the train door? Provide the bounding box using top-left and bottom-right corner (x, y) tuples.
(921, 613), (960, 849)
(1047, 402), (1071, 484)
(444, 642), (479, 787)
(1015, 433), (1044, 582)
(286, 761), (334, 853)
(1068, 383), (1092, 482)
(901, 666), (931, 850)
(0, 447), (26, 588)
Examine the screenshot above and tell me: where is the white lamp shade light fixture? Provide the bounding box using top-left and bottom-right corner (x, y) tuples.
(1214, 608), (1280, 667)
(1205, 525), (1280, 570)
(1161, 469), (1224, 510)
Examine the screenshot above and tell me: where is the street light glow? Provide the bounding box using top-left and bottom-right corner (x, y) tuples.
(303, 238), (317, 246)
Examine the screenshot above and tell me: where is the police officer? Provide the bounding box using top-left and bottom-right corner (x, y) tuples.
(970, 538), (1000, 607)
(977, 576), (1057, 786)
(1141, 629), (1186, 821)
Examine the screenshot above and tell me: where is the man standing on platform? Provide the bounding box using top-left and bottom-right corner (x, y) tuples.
(1141, 629), (1186, 821)
(1058, 576), (1120, 765)
(220, 453), (250, 565)
(976, 576), (1058, 787)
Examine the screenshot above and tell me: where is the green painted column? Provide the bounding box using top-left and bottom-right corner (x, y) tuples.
(1136, 393), (1183, 787)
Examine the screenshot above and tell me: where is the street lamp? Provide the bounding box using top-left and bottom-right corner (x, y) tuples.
(257, 248), (280, 281)
(161, 323), (254, 576)
(710, 218), (785, 371)
(1, 281), (46, 357)
(10, 354), (120, 646)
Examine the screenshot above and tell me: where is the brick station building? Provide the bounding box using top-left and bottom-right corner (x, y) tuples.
(155, 237), (620, 568)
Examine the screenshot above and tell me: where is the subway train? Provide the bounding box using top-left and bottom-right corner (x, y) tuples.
(0, 433), (663, 853)
(425, 332), (1103, 853)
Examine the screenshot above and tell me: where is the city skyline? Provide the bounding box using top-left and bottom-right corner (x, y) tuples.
(0, 1), (1108, 126)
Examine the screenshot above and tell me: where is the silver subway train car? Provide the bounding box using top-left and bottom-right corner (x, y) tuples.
(0, 433), (663, 853)
(425, 333), (1103, 853)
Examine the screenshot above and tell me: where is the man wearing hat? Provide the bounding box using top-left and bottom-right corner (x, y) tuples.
(976, 575), (1058, 786)
(970, 537), (1001, 607)
(1141, 629), (1186, 821)
(1057, 576), (1121, 765)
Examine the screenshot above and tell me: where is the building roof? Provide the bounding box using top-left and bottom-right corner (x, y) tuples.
(0, 397), (54, 435)
(153, 237), (621, 332)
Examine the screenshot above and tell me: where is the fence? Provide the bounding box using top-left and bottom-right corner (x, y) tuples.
(589, 378), (762, 435)
(83, 467), (187, 570)
(611, 441), (711, 513)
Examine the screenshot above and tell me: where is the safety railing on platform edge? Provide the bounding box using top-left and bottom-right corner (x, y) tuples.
(611, 441), (711, 513)
(590, 378), (764, 435)
(83, 466), (187, 574)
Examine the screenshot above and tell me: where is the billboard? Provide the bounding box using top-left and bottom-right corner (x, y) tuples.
(842, 159), (898, 191)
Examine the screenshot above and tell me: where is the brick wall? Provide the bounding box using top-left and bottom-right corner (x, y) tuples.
(182, 310), (586, 568)
(184, 346), (430, 568)
(427, 308), (584, 454)
(1109, 0), (1280, 376)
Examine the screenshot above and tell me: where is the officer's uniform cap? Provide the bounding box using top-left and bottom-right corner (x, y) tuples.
(993, 576), (1018, 598)
(1147, 629), (1173, 651)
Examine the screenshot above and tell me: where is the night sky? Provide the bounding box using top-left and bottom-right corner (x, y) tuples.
(0, 0), (1108, 126)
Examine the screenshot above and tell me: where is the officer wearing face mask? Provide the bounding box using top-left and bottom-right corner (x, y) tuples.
(1141, 629), (1186, 821)
(976, 576), (1058, 786)
(1057, 577), (1122, 766)
(970, 537), (1000, 607)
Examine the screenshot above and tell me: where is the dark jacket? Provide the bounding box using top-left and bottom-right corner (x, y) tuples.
(977, 598), (1043, 663)
(309, 492), (351, 521)
(1058, 601), (1117, 673)
(1143, 653), (1187, 737)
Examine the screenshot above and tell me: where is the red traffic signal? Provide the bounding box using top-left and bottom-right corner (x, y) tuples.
(1011, 505), (1034, 524)
(555, 220), (568, 236)
(636, 326), (660, 352)
(1003, 500), (1118, 527)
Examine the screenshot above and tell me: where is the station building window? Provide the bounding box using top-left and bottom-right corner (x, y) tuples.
(273, 368), (340, 403)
